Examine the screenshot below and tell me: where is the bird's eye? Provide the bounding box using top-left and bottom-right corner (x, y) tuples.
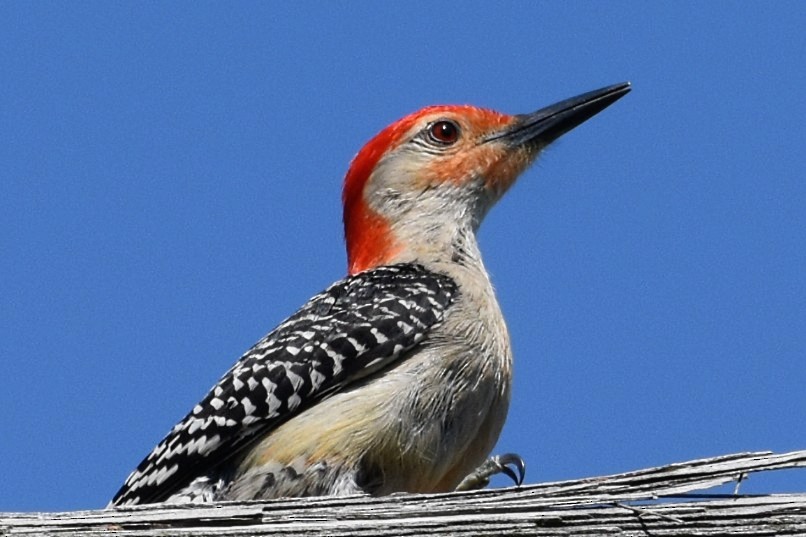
(428, 120), (460, 145)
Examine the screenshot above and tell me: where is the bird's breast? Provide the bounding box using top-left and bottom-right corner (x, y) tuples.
(229, 264), (513, 498)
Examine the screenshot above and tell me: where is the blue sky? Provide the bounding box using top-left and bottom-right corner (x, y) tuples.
(1, 3), (804, 511)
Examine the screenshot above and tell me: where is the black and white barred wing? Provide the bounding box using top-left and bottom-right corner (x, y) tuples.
(111, 264), (457, 506)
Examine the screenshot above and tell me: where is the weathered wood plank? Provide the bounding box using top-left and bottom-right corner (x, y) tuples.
(2, 450), (805, 536)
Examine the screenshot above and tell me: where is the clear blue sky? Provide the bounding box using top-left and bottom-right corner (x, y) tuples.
(1, 3), (804, 512)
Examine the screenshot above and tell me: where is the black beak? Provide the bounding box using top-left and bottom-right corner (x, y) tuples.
(486, 82), (631, 147)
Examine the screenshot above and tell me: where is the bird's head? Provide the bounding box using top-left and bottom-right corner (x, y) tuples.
(343, 82), (630, 275)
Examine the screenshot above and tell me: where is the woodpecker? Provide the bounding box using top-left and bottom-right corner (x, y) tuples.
(110, 82), (630, 506)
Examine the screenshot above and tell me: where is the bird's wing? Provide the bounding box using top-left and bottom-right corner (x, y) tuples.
(111, 264), (457, 506)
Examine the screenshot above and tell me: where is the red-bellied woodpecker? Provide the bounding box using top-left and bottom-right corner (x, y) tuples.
(110, 82), (631, 506)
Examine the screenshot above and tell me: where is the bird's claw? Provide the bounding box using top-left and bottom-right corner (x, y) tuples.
(455, 452), (526, 491)
(495, 453), (526, 486)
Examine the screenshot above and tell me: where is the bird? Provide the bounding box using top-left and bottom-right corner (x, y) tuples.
(110, 82), (631, 506)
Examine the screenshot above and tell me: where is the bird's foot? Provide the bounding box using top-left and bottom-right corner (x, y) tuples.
(455, 453), (526, 491)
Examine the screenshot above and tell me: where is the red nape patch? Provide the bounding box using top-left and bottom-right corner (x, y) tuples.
(342, 105), (512, 274)
(342, 106), (455, 275)
(343, 202), (401, 276)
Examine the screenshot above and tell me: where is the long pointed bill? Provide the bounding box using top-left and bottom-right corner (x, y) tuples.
(487, 82), (631, 148)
